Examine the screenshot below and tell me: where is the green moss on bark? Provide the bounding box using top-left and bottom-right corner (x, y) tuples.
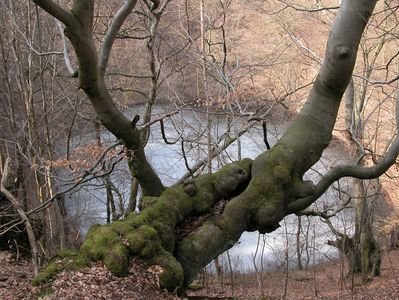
(151, 251), (184, 292)
(80, 225), (121, 261)
(32, 248), (90, 286)
(151, 221), (175, 252)
(110, 220), (134, 235)
(75, 159), (252, 291)
(103, 244), (130, 276)
(127, 225), (161, 257)
(32, 263), (61, 286)
(176, 222), (235, 285)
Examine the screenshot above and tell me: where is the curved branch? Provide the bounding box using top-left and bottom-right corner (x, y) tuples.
(99, 0), (138, 75)
(288, 136), (399, 213)
(33, 0), (74, 27)
(262, 121), (271, 150)
(55, 19), (78, 77)
(176, 0), (379, 286)
(36, 0), (164, 196)
(160, 119), (182, 145)
(320, 137), (399, 189)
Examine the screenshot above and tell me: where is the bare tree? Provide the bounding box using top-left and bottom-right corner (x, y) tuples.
(28, 0), (399, 293)
(0, 0), (75, 260)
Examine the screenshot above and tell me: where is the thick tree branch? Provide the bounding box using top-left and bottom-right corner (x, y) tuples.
(34, 0), (165, 196)
(79, 159), (252, 290)
(99, 0), (138, 75)
(34, 0), (387, 292)
(70, 0), (95, 30)
(33, 0), (74, 27)
(288, 136), (399, 213)
(176, 0), (378, 286)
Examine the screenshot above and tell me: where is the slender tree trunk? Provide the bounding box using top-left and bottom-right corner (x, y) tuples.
(354, 179), (381, 279)
(127, 177), (139, 213)
(1, 157), (39, 275)
(296, 216), (303, 271)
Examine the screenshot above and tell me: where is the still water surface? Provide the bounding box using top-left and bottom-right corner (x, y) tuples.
(66, 106), (347, 271)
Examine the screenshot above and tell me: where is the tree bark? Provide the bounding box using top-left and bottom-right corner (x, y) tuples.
(32, 0), (391, 292)
(33, 0), (164, 197)
(355, 179), (381, 278)
(174, 0), (378, 286)
(328, 22), (384, 278)
(1, 157), (40, 275)
(80, 159), (253, 291)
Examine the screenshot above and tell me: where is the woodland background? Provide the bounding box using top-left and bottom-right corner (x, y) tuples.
(1, 0), (399, 298)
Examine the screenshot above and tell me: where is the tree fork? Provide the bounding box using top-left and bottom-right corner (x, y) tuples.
(32, 0), (382, 292)
(172, 0), (378, 287)
(78, 159), (252, 291)
(34, 0), (165, 197)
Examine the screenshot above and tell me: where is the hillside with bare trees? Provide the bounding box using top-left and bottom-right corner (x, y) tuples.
(1, 0), (399, 298)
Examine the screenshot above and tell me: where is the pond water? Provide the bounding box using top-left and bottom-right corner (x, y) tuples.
(65, 105), (350, 272)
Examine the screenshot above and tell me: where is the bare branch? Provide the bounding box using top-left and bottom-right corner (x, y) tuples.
(108, 72), (153, 79)
(99, 0), (138, 75)
(288, 136), (399, 213)
(55, 19), (78, 77)
(181, 140), (194, 178)
(353, 73), (399, 85)
(0, 157), (39, 275)
(276, 0), (339, 12)
(33, 0), (74, 27)
(27, 141), (123, 215)
(160, 119), (183, 145)
(298, 193), (352, 219)
(139, 107), (184, 130)
(322, 218), (346, 239)
(262, 121), (271, 150)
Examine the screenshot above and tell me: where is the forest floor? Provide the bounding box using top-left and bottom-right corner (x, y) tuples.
(1, 248), (399, 299)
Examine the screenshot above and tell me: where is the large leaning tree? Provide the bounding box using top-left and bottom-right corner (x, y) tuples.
(33, 0), (398, 292)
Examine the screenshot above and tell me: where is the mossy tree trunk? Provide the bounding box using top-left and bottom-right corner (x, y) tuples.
(326, 180), (382, 279)
(354, 179), (381, 278)
(327, 235), (362, 274)
(33, 0), (399, 292)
